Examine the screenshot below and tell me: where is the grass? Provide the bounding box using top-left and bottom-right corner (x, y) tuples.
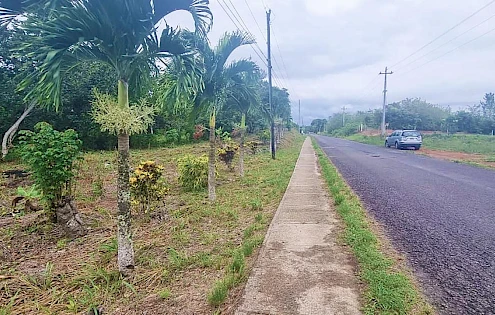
(312, 138), (434, 315)
(346, 132), (495, 155)
(0, 131), (304, 314)
(345, 132), (495, 169)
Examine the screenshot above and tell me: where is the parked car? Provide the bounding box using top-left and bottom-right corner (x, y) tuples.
(385, 130), (422, 150)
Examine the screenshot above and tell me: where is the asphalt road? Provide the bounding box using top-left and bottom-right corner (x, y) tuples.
(314, 135), (495, 315)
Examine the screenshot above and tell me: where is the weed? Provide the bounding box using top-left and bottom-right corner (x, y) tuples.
(91, 176), (104, 199)
(56, 239), (68, 250)
(334, 194), (345, 205)
(158, 288), (172, 299)
(242, 237), (263, 257)
(99, 238), (117, 254)
(207, 274), (236, 306)
(243, 226), (255, 240)
(249, 198), (262, 211)
(200, 232), (218, 245)
(229, 250), (245, 274)
(167, 248), (189, 270)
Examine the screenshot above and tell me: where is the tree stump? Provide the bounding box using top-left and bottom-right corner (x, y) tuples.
(55, 197), (87, 237)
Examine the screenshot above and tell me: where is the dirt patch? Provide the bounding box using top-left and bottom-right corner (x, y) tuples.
(417, 148), (495, 168)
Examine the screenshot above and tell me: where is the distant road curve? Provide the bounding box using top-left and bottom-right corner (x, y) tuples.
(314, 135), (495, 314)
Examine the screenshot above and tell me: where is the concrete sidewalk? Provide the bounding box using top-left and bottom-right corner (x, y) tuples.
(235, 137), (362, 315)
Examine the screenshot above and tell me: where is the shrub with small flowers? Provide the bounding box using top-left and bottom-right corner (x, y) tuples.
(129, 161), (167, 213)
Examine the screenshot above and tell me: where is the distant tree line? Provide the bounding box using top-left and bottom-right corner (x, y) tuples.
(307, 96), (495, 135)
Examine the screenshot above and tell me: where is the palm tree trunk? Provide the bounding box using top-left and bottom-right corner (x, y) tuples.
(208, 110), (216, 201)
(239, 113), (246, 177)
(117, 79), (134, 275)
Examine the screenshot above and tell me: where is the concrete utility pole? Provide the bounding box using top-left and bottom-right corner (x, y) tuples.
(379, 67), (393, 136)
(267, 9), (275, 159)
(342, 106), (346, 127)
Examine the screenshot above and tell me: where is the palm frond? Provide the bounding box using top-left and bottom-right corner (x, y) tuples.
(213, 31), (254, 78)
(153, 0), (213, 37)
(223, 59), (259, 81)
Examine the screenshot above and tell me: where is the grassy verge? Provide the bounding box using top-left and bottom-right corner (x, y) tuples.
(346, 133), (495, 155)
(312, 138), (433, 315)
(0, 131), (304, 314)
(346, 134), (385, 146)
(345, 133), (495, 169)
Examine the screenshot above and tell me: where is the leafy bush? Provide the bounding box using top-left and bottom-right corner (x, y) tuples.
(18, 122), (82, 208)
(258, 129), (270, 144)
(177, 155), (209, 191)
(246, 140), (262, 154)
(164, 129), (180, 145)
(130, 161), (167, 213)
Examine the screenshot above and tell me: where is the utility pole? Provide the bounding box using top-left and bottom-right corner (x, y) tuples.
(342, 106), (346, 127)
(379, 67), (393, 136)
(298, 100), (301, 133)
(267, 9), (275, 159)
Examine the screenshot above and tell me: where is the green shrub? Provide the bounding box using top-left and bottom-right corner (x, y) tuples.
(177, 155), (208, 191)
(130, 161), (168, 213)
(164, 129), (180, 145)
(258, 129), (270, 144)
(18, 122), (82, 208)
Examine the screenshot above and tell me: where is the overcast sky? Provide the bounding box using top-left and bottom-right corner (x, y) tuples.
(166, 0), (495, 125)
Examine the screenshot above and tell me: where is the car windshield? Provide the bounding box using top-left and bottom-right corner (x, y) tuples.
(402, 131), (420, 137)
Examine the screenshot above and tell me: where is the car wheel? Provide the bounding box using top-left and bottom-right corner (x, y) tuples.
(395, 142), (401, 149)
(385, 141), (389, 148)
(416, 146), (421, 150)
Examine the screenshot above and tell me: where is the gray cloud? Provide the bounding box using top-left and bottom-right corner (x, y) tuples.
(166, 0), (495, 125)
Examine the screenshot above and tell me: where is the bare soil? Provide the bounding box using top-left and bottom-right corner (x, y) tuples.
(416, 148), (495, 168)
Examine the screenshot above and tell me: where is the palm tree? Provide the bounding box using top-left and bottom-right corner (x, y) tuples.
(228, 72), (262, 177)
(192, 31), (259, 201)
(2, 0), (212, 275)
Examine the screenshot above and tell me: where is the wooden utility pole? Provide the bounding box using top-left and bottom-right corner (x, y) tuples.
(379, 67), (393, 136)
(267, 9), (275, 159)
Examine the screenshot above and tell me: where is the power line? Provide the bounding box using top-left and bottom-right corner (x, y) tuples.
(401, 25), (495, 76)
(217, 0), (268, 67)
(395, 12), (495, 72)
(243, 0), (266, 42)
(218, 0), (288, 90)
(390, 0), (495, 68)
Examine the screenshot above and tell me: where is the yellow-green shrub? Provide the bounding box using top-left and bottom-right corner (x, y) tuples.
(177, 155), (208, 191)
(130, 160), (167, 212)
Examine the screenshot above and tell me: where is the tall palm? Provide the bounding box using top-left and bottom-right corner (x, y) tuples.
(228, 73), (262, 177)
(193, 31), (259, 201)
(2, 0), (212, 275)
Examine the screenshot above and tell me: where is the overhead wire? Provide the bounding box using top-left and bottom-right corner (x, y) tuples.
(219, 0), (286, 88)
(390, 0), (495, 68)
(395, 12), (495, 72)
(400, 25), (495, 76)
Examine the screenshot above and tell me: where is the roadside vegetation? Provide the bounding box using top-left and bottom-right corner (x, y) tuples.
(346, 133), (495, 169)
(307, 97), (495, 167)
(0, 132), (303, 314)
(0, 1), (297, 313)
(312, 138), (434, 315)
